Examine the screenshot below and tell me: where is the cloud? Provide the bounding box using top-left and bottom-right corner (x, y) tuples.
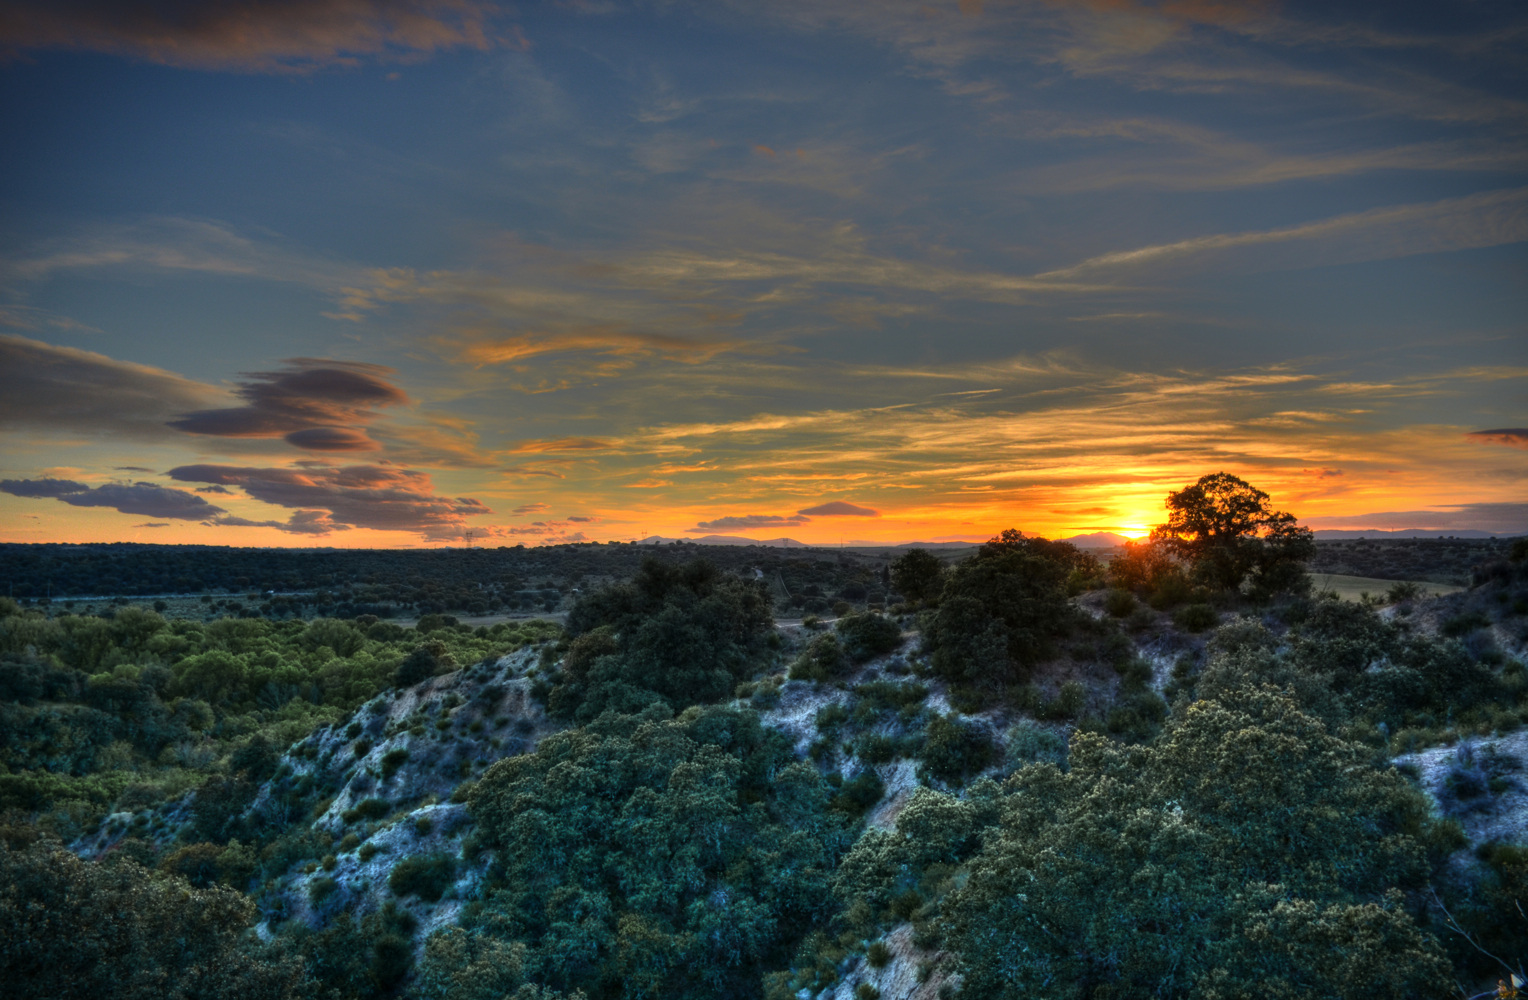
(1039, 187), (1528, 280)
(0, 0), (507, 74)
(195, 485), (233, 494)
(209, 510), (349, 534)
(797, 500), (880, 516)
(460, 329), (738, 365)
(511, 502), (550, 514)
(690, 513), (811, 532)
(168, 358), (407, 451)
(566, 515), (593, 522)
(0, 478), (228, 520)
(115, 465), (155, 473)
(505, 437), (616, 454)
(167, 462), (490, 538)
(1467, 428), (1528, 449)
(134, 522), (169, 528)
(0, 334), (225, 441)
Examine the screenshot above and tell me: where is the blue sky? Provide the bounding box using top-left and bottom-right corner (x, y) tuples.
(0, 0), (1524, 545)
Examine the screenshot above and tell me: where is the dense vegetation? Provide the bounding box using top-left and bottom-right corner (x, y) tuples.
(3, 484), (1527, 1000)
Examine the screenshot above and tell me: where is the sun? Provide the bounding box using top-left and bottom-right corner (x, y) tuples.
(1116, 526), (1151, 540)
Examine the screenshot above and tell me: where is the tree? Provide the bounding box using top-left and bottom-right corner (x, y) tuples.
(463, 705), (849, 999)
(0, 841), (303, 1000)
(941, 687), (1452, 999)
(889, 549), (943, 604)
(1150, 472), (1315, 593)
(921, 531), (1076, 691)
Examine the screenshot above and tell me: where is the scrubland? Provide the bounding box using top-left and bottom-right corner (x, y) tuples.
(4, 499), (1528, 999)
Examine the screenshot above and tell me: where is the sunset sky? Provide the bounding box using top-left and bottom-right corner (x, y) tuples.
(1, 0), (1524, 547)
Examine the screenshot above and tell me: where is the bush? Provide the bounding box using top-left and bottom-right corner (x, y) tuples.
(310, 876), (338, 902)
(790, 633), (848, 683)
(1004, 720), (1067, 770)
(943, 688), (1452, 999)
(353, 797), (389, 820)
(0, 842), (303, 1000)
(859, 735), (897, 764)
(919, 715), (995, 787)
(358, 842), (382, 863)
(388, 855), (457, 903)
(395, 647), (439, 688)
(1174, 603), (1218, 632)
(380, 749), (409, 780)
(835, 613), (903, 663)
(831, 770), (887, 818)
(1103, 589), (1136, 618)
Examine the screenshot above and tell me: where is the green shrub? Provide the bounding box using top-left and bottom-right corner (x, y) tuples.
(338, 833), (360, 852)
(380, 748), (409, 780)
(855, 984), (881, 1000)
(1005, 720), (1067, 770)
(831, 770), (887, 818)
(357, 842), (382, 863)
(791, 633), (847, 683)
(353, 797), (389, 820)
(859, 735), (897, 764)
(919, 714), (995, 786)
(1040, 681), (1086, 721)
(309, 875), (338, 902)
(835, 613), (903, 662)
(321, 853), (337, 871)
(1103, 589), (1135, 618)
(867, 941), (892, 969)
(944, 687), (1452, 999)
(388, 854), (456, 902)
(415, 815), (433, 835)
(1174, 603), (1218, 632)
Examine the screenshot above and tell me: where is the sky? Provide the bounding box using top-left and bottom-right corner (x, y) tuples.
(0, 0), (1524, 548)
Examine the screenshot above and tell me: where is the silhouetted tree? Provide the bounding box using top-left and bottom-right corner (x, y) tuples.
(1150, 472), (1315, 594)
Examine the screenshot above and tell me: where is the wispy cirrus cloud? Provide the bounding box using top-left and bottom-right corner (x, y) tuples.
(0, 0), (512, 74)
(1038, 187), (1528, 280)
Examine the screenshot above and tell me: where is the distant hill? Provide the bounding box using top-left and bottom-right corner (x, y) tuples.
(1313, 528), (1516, 539)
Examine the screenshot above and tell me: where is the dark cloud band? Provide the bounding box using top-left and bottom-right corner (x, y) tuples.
(0, 479), (226, 520)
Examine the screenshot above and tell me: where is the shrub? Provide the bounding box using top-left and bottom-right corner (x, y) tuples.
(1103, 589), (1136, 618)
(1174, 603), (1218, 632)
(353, 738), (372, 758)
(1005, 720), (1067, 770)
(338, 833), (360, 852)
(388, 855), (457, 903)
(321, 853), (337, 871)
(309, 876), (338, 902)
(380, 749), (409, 780)
(791, 633), (848, 683)
(353, 797), (389, 820)
(867, 941), (892, 969)
(415, 815), (433, 835)
(855, 984), (881, 1000)
(357, 842), (382, 863)
(831, 770), (887, 818)
(859, 735), (897, 764)
(836, 613), (903, 662)
(919, 715), (995, 786)
(395, 647), (439, 688)
(1040, 681), (1086, 721)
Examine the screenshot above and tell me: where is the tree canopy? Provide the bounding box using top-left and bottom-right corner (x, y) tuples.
(1150, 472), (1315, 594)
